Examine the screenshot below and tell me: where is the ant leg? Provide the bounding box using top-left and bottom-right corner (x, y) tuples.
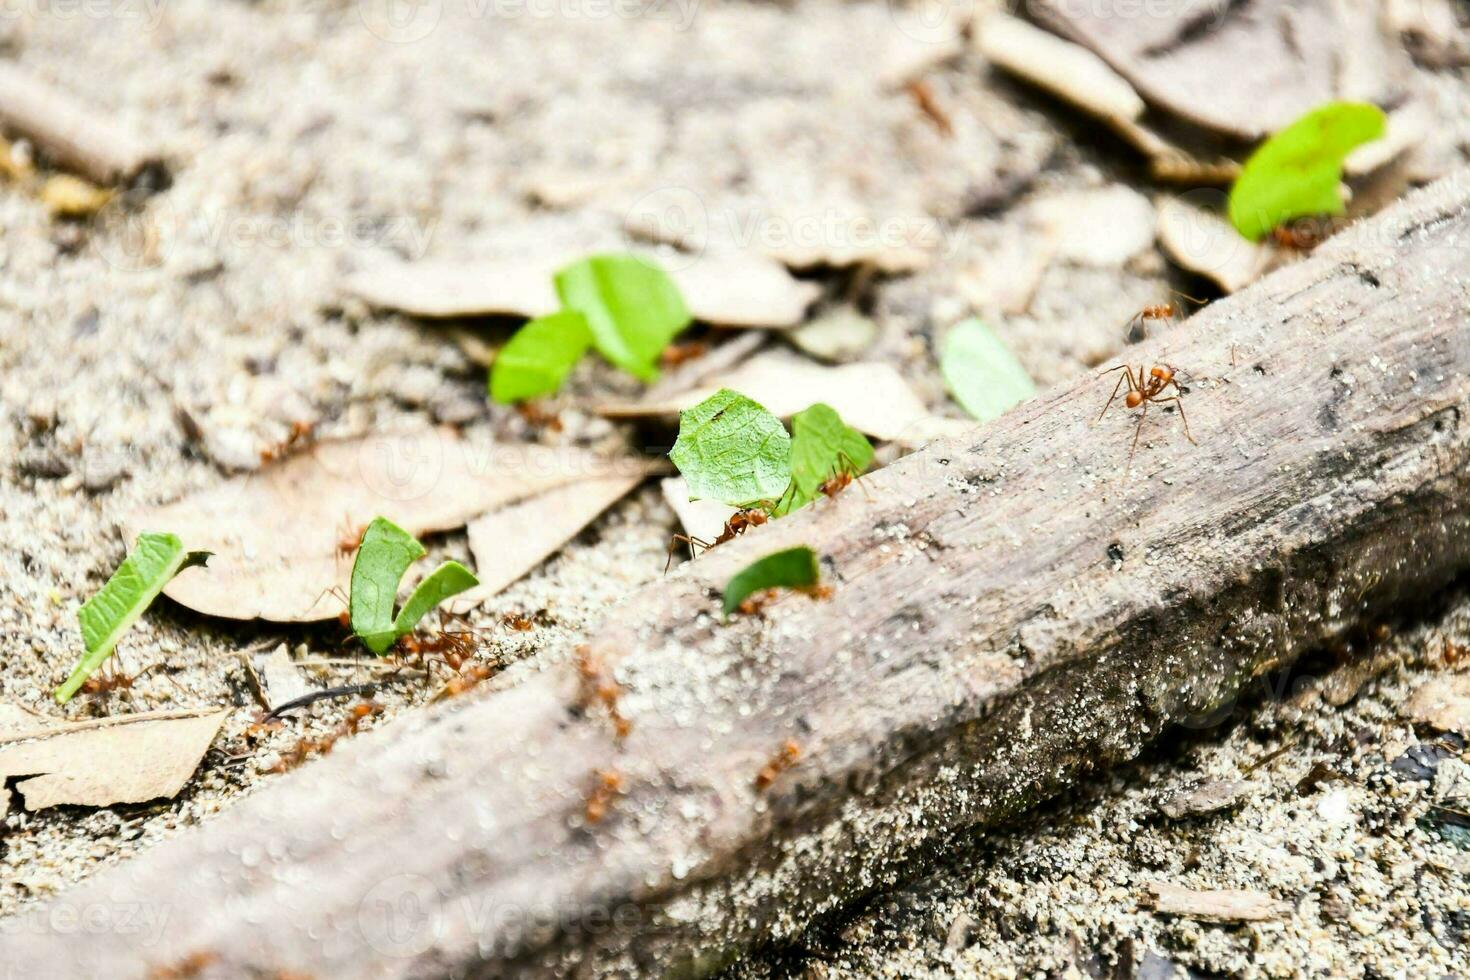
(1152, 396), (1197, 445)
(665, 534), (710, 574)
(1128, 401), (1148, 468)
(1096, 366), (1130, 422)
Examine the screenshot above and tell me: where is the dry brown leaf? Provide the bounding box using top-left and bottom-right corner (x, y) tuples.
(0, 707), (227, 816)
(1156, 197), (1272, 294)
(446, 468), (655, 613)
(661, 476), (738, 552)
(599, 348), (973, 444)
(127, 428), (646, 622)
(1143, 882), (1289, 922)
(1405, 674), (1470, 733)
(342, 251), (818, 329)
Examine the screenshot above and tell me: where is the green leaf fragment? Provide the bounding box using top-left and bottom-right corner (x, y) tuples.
(774, 403), (873, 516)
(1228, 101), (1386, 241)
(940, 318), (1036, 423)
(669, 388), (792, 508)
(393, 561), (478, 637)
(723, 546), (821, 617)
(55, 533), (210, 704)
(554, 254), (690, 381)
(489, 310), (592, 404)
(349, 517), (478, 655)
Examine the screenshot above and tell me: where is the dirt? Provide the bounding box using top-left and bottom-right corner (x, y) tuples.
(1, 0), (1468, 975)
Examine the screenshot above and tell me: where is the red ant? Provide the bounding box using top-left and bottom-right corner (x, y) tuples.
(437, 663), (495, 700)
(1270, 216), (1339, 252)
(659, 341), (710, 368)
(335, 518), (367, 563)
(666, 505), (771, 571)
(259, 419), (314, 464)
(735, 583), (834, 617)
(755, 740), (801, 791)
(1124, 292), (1205, 342)
(575, 645), (631, 740)
(271, 699), (382, 773)
(584, 769), (624, 824)
(396, 628), (479, 671)
(906, 79), (953, 136)
(515, 402), (564, 432)
(79, 660), (174, 705)
(1096, 363), (1196, 465)
(147, 952), (219, 980)
(502, 609), (553, 631)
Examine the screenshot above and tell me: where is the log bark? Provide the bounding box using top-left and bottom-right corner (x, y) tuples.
(8, 172), (1470, 978)
(0, 62), (164, 186)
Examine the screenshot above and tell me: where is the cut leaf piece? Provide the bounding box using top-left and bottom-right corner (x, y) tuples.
(554, 254), (691, 381)
(1228, 102), (1386, 241)
(0, 707), (228, 815)
(489, 311), (592, 404)
(776, 404), (874, 516)
(55, 533), (211, 704)
(723, 546), (821, 616)
(940, 319), (1037, 423)
(601, 349), (974, 445)
(669, 389), (792, 507)
(350, 517), (477, 654)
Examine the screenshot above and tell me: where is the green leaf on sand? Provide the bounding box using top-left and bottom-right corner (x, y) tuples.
(55, 533), (211, 703)
(774, 403), (873, 516)
(489, 310), (592, 403)
(669, 388), (792, 507)
(350, 517), (478, 654)
(1228, 101), (1386, 241)
(554, 253), (690, 381)
(941, 318), (1036, 423)
(723, 546), (821, 616)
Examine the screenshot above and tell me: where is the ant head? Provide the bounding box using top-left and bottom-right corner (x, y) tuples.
(1150, 366), (1172, 382)
(1125, 391), (1143, 408)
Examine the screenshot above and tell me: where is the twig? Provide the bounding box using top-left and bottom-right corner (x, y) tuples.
(262, 684), (378, 721)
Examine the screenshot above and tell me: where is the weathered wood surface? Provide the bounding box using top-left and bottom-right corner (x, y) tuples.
(8, 173), (1470, 978)
(0, 61), (164, 185)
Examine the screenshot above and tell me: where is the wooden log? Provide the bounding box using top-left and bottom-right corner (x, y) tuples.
(8, 172), (1470, 978)
(0, 62), (164, 186)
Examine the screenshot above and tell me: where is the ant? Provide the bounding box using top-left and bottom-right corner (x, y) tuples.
(906, 79), (953, 136)
(1270, 215), (1339, 252)
(735, 583), (834, 617)
(584, 769), (624, 824)
(574, 645), (631, 740)
(436, 663), (495, 700)
(335, 518), (367, 563)
(271, 698), (382, 774)
(515, 402), (564, 433)
(755, 740), (801, 791)
(147, 952), (219, 980)
(502, 609), (553, 631)
(665, 505), (772, 572)
(1442, 640), (1468, 668)
(1096, 363), (1196, 465)
(259, 419), (315, 464)
(79, 659), (175, 706)
(659, 340), (710, 368)
(1124, 292), (1205, 343)
(397, 628), (479, 671)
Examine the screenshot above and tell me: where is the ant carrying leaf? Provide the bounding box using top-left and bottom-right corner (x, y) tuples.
(349, 517), (478, 655)
(771, 403), (873, 517)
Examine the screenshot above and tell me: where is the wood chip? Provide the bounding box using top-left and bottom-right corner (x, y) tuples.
(0, 61), (164, 185)
(0, 707), (227, 816)
(127, 428), (646, 622)
(1158, 780), (1252, 820)
(446, 469), (655, 613)
(260, 644), (310, 710)
(597, 348), (974, 444)
(1405, 673), (1470, 733)
(1142, 882), (1289, 922)
(1156, 197), (1273, 294)
(342, 251), (818, 329)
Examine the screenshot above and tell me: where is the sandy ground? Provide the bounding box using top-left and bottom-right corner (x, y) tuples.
(0, 0), (1467, 975)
